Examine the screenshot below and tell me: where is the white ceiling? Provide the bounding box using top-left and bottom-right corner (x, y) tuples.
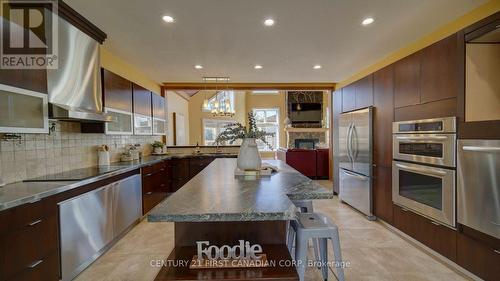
(66, 0), (486, 83)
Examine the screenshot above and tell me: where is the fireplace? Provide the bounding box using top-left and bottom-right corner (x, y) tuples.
(295, 139), (318, 149)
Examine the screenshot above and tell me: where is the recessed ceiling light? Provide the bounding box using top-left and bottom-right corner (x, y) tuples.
(162, 15), (175, 23)
(254, 65), (263, 69)
(313, 65), (322, 69)
(194, 65), (203, 69)
(362, 17), (374, 26)
(264, 18), (275, 26)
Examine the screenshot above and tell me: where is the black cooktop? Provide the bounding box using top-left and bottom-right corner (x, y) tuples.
(24, 167), (121, 182)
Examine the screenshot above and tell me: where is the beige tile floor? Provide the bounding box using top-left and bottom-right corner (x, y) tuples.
(75, 181), (471, 281)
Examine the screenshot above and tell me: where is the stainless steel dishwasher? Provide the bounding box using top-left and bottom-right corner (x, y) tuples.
(59, 174), (142, 281)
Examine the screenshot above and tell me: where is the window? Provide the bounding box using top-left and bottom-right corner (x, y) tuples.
(252, 108), (280, 151)
(203, 91), (235, 113)
(203, 119), (237, 146)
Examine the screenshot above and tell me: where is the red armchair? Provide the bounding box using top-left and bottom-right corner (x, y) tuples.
(278, 148), (329, 179)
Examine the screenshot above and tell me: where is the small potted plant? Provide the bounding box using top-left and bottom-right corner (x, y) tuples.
(216, 113), (274, 170)
(152, 141), (165, 154)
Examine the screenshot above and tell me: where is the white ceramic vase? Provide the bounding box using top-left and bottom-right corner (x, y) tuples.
(153, 147), (163, 154)
(237, 138), (262, 170)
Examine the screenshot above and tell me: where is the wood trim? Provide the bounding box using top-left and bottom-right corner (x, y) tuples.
(162, 83), (336, 90)
(463, 11), (500, 37)
(173, 112), (177, 146)
(57, 1), (107, 44)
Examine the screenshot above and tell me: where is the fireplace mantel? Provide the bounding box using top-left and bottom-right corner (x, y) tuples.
(284, 127), (328, 133)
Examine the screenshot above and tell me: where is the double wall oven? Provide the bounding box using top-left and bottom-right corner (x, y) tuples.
(392, 117), (457, 228)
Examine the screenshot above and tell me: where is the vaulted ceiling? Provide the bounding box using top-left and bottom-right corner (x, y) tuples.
(66, 0), (486, 83)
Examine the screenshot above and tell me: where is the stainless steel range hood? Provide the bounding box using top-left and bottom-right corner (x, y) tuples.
(47, 16), (114, 122)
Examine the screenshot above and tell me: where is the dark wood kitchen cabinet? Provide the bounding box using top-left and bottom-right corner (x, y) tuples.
(420, 34), (459, 103)
(142, 161), (168, 214)
(189, 157), (215, 178)
(394, 52), (421, 108)
(341, 75), (373, 113)
(102, 69), (133, 112)
(0, 197), (60, 281)
(393, 205), (456, 261)
(168, 158), (191, 192)
(373, 65), (394, 168)
(152, 93), (166, 119)
(341, 84), (356, 112)
(457, 231), (500, 281)
(354, 74), (374, 109)
(133, 83), (153, 117)
(0, 69), (47, 94)
(373, 167), (393, 224)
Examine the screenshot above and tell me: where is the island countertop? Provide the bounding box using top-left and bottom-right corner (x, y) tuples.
(147, 158), (333, 222)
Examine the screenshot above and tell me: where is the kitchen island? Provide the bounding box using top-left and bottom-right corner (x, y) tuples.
(148, 158), (332, 281)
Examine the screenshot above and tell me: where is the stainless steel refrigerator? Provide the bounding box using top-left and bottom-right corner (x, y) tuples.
(338, 107), (375, 219)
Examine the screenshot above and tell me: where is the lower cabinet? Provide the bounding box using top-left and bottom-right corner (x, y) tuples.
(142, 162), (168, 214)
(393, 205), (456, 261)
(456, 231), (500, 281)
(168, 158), (190, 192)
(0, 197), (59, 281)
(189, 157), (215, 178)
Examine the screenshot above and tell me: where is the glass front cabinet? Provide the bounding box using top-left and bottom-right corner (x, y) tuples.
(0, 84), (49, 134)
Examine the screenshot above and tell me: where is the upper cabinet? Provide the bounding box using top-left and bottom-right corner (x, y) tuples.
(102, 69), (133, 135)
(420, 34), (460, 103)
(341, 74), (373, 113)
(0, 84), (48, 134)
(152, 93), (166, 135)
(133, 83), (153, 135)
(394, 52), (421, 108)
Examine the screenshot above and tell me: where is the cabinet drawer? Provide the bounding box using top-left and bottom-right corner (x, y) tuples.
(6, 252), (59, 281)
(0, 197), (56, 235)
(0, 214), (58, 280)
(142, 173), (167, 194)
(393, 205), (456, 260)
(457, 232), (500, 281)
(142, 162), (165, 177)
(142, 191), (167, 214)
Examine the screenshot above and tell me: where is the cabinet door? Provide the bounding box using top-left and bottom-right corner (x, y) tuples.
(341, 84), (356, 112)
(393, 205), (456, 261)
(373, 166), (392, 224)
(355, 74), (373, 109)
(152, 93), (166, 135)
(189, 157), (215, 178)
(457, 232), (500, 281)
(0, 84), (48, 134)
(102, 69), (133, 112)
(420, 34), (459, 103)
(373, 66), (394, 167)
(0, 69), (47, 94)
(394, 52), (421, 108)
(133, 84), (152, 116)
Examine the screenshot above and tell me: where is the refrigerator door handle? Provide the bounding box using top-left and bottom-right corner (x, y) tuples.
(462, 146), (500, 153)
(347, 123), (353, 161)
(341, 169), (369, 181)
(352, 124), (358, 159)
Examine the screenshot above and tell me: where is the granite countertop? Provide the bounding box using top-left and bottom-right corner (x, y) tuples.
(147, 159), (333, 222)
(0, 153), (237, 211)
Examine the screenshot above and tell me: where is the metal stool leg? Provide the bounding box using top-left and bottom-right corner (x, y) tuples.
(295, 233), (308, 281)
(287, 224), (296, 255)
(331, 230), (345, 281)
(312, 238), (320, 268)
(319, 238), (328, 281)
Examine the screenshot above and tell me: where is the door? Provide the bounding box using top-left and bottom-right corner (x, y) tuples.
(338, 112), (352, 171)
(351, 107), (372, 176)
(340, 168), (372, 216)
(113, 175), (142, 235)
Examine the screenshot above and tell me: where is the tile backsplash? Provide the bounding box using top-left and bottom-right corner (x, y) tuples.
(0, 121), (161, 184)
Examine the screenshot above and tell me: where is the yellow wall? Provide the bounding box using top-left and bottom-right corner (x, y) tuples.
(336, 0), (500, 89)
(100, 47), (161, 94)
(166, 91), (190, 145)
(188, 90), (246, 145)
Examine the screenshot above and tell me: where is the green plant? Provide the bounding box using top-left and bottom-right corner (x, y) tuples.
(152, 141), (164, 148)
(215, 113), (275, 149)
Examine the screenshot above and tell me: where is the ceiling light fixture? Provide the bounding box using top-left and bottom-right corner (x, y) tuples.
(264, 18), (275, 26)
(313, 65), (322, 69)
(362, 17), (374, 26)
(162, 15), (175, 23)
(195, 65), (203, 69)
(254, 65), (263, 69)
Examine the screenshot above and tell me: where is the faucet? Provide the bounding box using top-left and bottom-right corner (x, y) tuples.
(193, 142), (201, 154)
(215, 142), (223, 154)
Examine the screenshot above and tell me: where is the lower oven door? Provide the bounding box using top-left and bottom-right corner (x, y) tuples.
(392, 161), (456, 227)
(393, 134), (456, 167)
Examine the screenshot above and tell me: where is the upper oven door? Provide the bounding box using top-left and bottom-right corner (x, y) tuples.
(393, 134), (456, 167)
(392, 161), (456, 227)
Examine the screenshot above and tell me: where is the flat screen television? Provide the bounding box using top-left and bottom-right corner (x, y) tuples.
(290, 103), (322, 123)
